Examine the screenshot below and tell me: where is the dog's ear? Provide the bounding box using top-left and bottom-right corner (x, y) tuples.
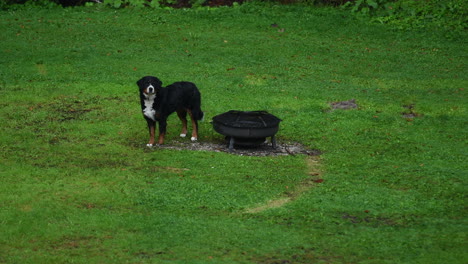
(153, 77), (163, 88)
(136, 77), (145, 88)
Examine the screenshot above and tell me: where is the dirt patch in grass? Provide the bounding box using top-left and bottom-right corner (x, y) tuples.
(251, 246), (344, 264)
(155, 140), (321, 157)
(402, 104), (423, 119)
(341, 213), (399, 226)
(329, 99), (358, 110)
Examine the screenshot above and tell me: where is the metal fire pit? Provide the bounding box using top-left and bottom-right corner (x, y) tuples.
(212, 110), (282, 151)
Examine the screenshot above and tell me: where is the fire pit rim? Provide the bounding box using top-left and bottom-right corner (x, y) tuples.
(212, 110), (282, 129)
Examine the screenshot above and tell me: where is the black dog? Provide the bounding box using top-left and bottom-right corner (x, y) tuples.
(137, 76), (204, 146)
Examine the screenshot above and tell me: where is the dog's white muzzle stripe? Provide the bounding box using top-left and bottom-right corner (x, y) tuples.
(147, 84), (155, 94)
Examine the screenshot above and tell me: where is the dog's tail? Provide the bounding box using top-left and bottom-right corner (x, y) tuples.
(191, 85), (204, 121)
(191, 106), (204, 122)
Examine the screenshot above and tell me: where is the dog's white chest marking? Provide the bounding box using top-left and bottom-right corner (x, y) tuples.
(143, 94), (156, 121)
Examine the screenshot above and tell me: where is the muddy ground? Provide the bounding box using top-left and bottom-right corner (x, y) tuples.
(156, 140), (321, 157)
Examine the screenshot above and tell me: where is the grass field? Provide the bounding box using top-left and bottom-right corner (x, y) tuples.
(0, 3), (466, 263)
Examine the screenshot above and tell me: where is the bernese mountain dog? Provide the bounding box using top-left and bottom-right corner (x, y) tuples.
(137, 76), (204, 146)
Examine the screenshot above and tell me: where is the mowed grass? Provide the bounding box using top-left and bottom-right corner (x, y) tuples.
(0, 3), (467, 263)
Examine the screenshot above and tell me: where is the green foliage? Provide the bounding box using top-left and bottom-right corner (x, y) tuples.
(102, 0), (197, 8)
(344, 0), (467, 33)
(104, 0), (151, 8)
(345, 0), (391, 16)
(0, 0), (59, 9)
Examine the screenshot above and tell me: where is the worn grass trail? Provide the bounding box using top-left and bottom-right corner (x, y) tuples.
(245, 156), (322, 214)
(0, 3), (466, 263)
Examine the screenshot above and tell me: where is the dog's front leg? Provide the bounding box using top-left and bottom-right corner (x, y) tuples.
(147, 120), (156, 147)
(158, 118), (167, 145)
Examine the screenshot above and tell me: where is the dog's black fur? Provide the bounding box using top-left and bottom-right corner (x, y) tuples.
(137, 76), (204, 146)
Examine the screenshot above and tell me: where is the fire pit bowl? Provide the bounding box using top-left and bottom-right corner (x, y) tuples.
(212, 110), (282, 151)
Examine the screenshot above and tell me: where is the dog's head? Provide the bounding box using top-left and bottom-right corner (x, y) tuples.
(137, 76), (163, 96)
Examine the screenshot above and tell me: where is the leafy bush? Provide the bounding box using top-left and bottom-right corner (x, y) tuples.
(102, 0), (246, 8)
(103, 0), (151, 8)
(0, 0), (167, 9)
(344, 0), (467, 33)
(0, 0), (57, 9)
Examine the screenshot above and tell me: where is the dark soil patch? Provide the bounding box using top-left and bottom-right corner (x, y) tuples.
(341, 212), (403, 227)
(402, 112), (421, 118)
(329, 99), (358, 110)
(155, 140), (321, 157)
(402, 104), (423, 119)
(251, 246), (344, 264)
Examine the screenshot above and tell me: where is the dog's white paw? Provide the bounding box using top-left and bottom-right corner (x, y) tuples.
(180, 133), (187, 138)
(146, 143), (153, 147)
(191, 137), (197, 142)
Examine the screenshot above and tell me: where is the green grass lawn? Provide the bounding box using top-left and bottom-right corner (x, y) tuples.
(0, 3), (466, 263)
